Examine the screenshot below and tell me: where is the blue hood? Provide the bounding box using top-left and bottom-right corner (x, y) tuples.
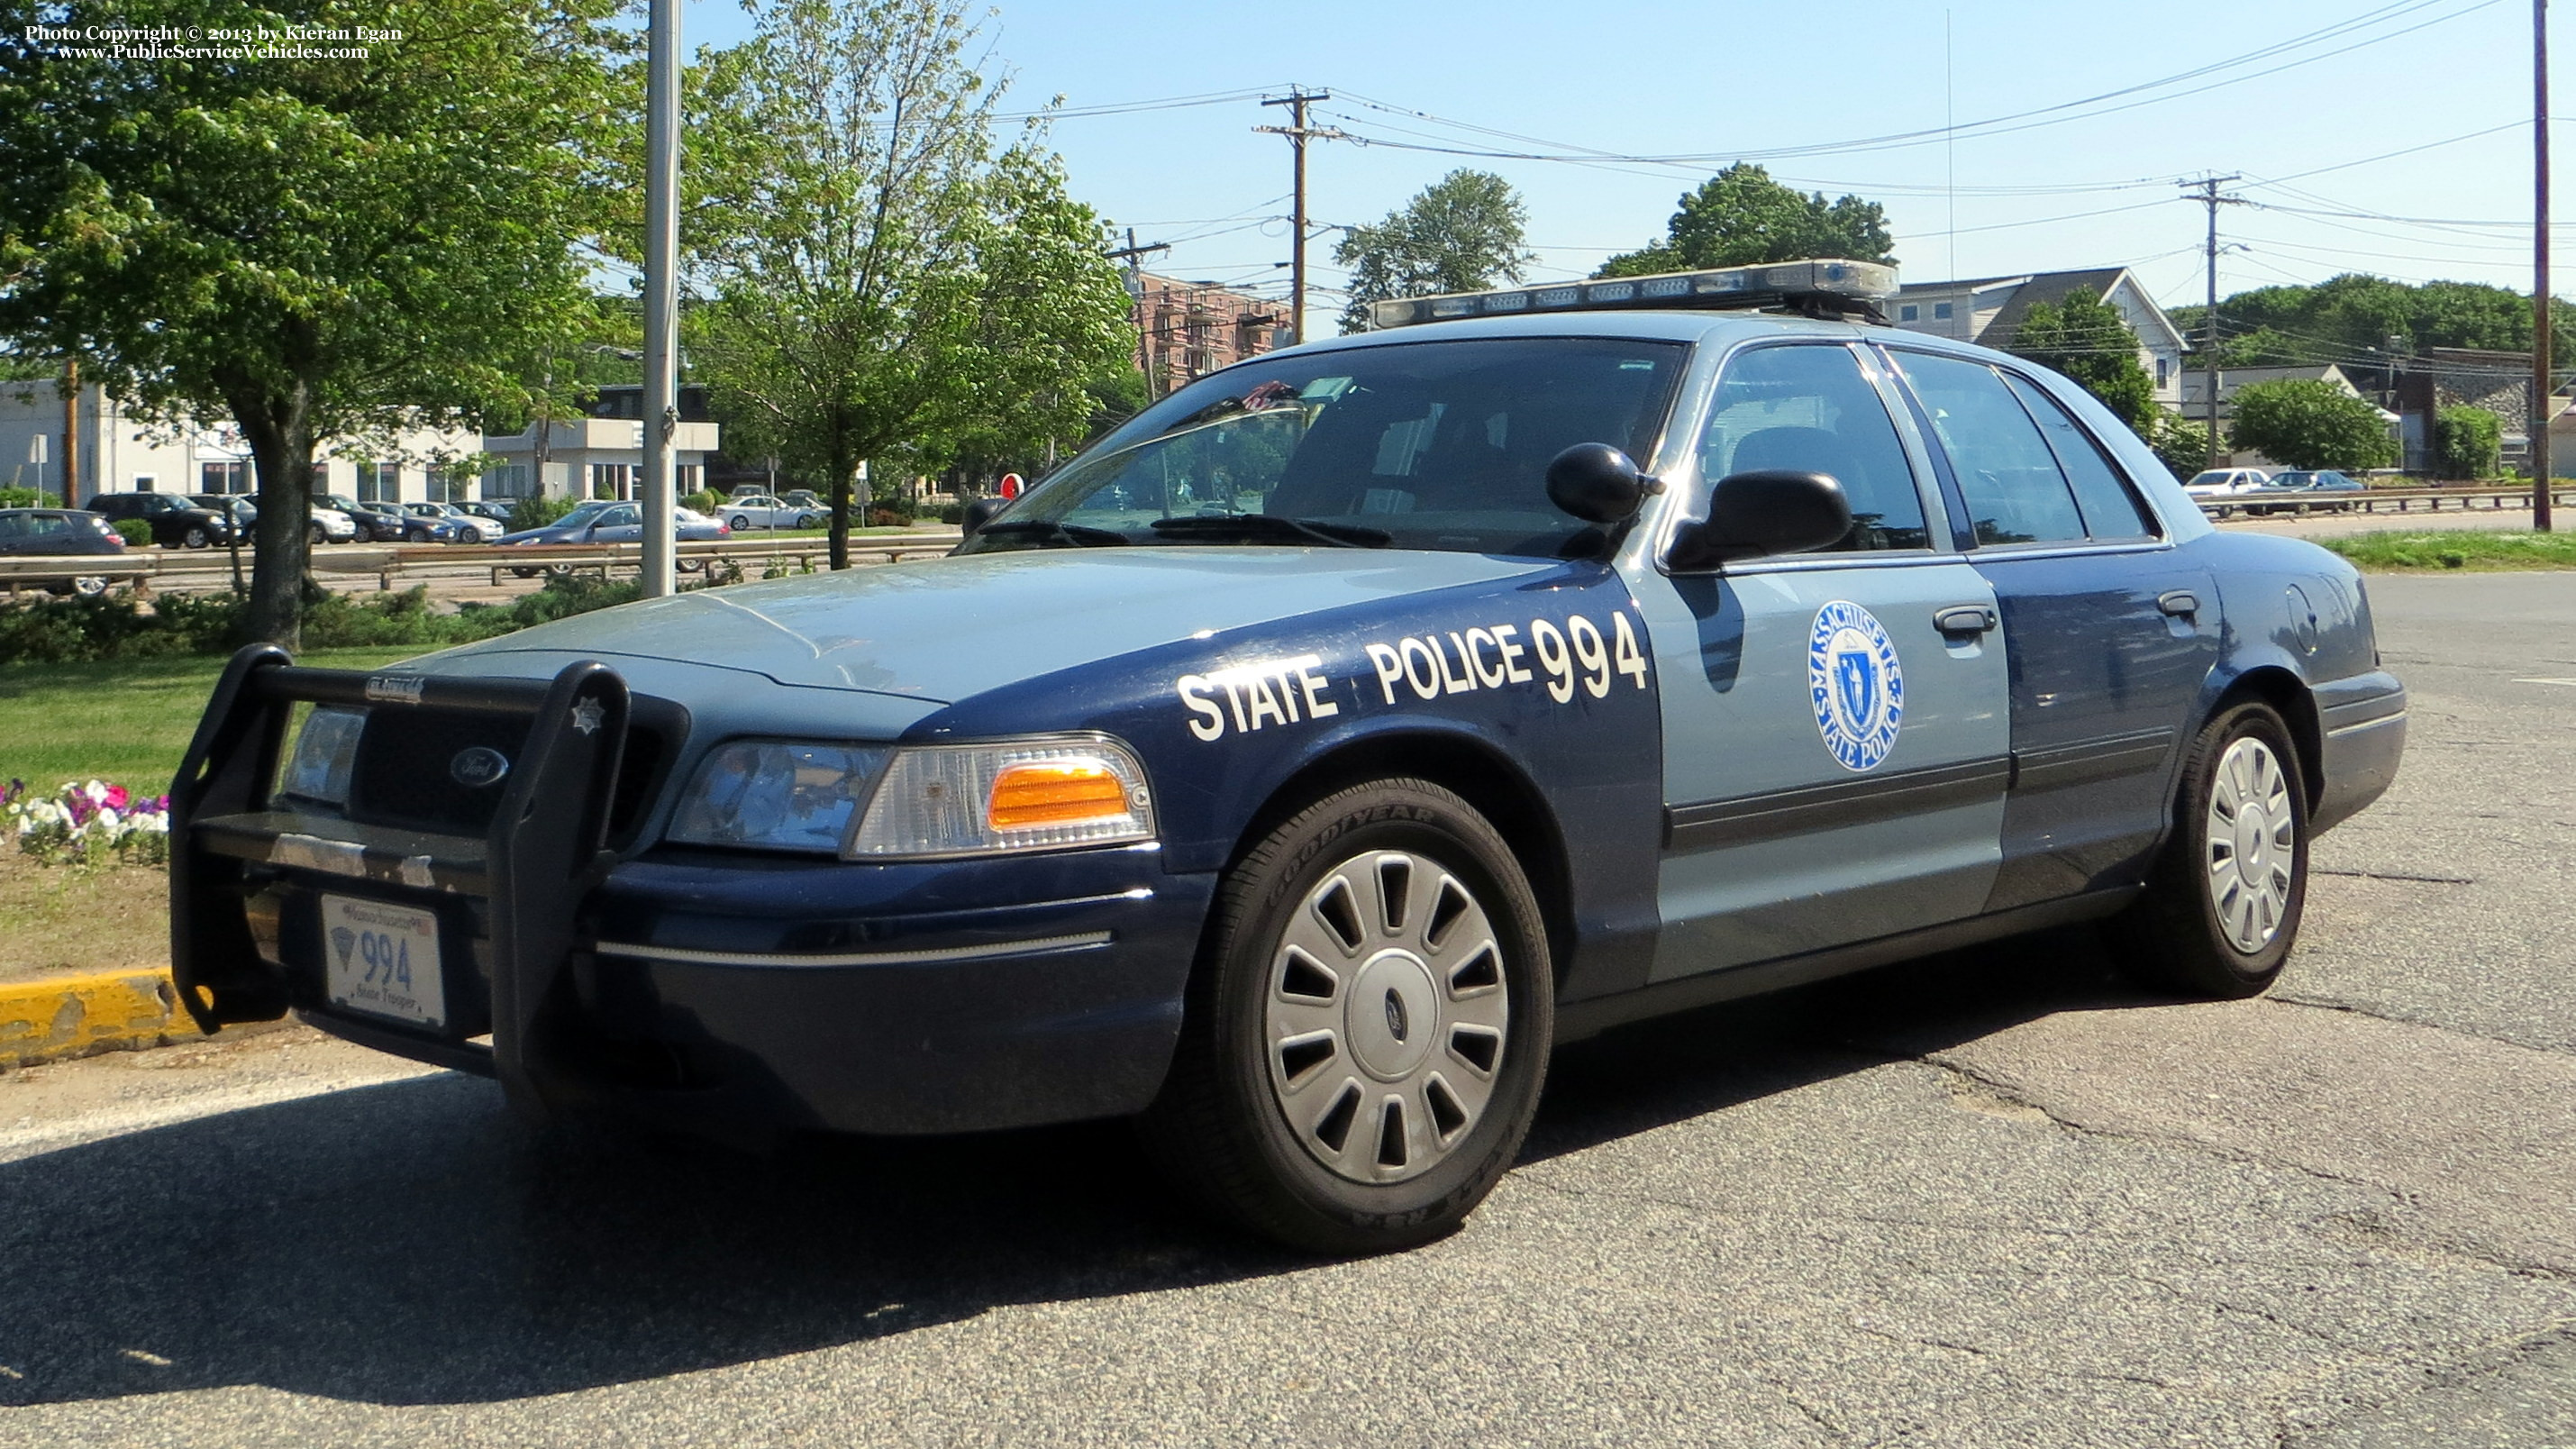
(438, 548), (1557, 703)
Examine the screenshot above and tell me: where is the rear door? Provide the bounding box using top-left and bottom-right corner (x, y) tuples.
(1631, 341), (2013, 981)
(1880, 350), (2217, 910)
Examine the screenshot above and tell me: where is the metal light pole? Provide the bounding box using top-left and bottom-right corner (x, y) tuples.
(639, 0), (682, 596)
(2535, 0), (2554, 530)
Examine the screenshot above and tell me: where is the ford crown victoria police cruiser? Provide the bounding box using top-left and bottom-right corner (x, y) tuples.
(169, 260), (2406, 1253)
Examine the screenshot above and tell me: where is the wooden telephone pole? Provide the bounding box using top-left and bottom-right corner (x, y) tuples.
(1256, 89), (1344, 346)
(2181, 176), (2245, 469)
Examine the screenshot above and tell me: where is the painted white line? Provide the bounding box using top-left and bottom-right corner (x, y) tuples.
(2512, 678), (2576, 687)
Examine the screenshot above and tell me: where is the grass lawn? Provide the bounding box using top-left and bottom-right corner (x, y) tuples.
(0, 648), (423, 982)
(2320, 531), (2576, 572)
(0, 647), (423, 791)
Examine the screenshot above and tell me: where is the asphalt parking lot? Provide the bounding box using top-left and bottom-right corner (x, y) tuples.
(0, 570), (2570, 1448)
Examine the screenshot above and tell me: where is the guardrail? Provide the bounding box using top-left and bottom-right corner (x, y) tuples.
(0, 530), (961, 596)
(2201, 484), (2576, 518)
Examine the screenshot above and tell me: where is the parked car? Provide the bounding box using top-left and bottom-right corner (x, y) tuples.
(185, 493), (358, 547)
(779, 488), (824, 510)
(402, 502), (499, 542)
(458, 500), (517, 527)
(314, 494), (411, 542)
(717, 493), (822, 531)
(168, 258), (2406, 1254)
(85, 491), (241, 549)
(0, 507), (125, 593)
(2180, 469), (2271, 516)
(496, 499), (728, 574)
(2243, 470), (2367, 515)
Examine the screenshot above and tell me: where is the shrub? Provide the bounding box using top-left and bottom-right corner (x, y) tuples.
(2227, 379), (2399, 472)
(111, 518), (151, 547)
(2431, 406), (2503, 480)
(508, 495), (580, 533)
(0, 487), (60, 508)
(683, 488), (722, 513)
(869, 506), (911, 526)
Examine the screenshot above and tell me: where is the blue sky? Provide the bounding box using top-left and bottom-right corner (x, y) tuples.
(673, 0), (2549, 336)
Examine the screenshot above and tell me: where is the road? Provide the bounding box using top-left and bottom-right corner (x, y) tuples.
(1, 573), (2571, 1447)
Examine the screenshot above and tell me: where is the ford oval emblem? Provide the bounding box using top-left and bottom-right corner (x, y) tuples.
(450, 746), (511, 789)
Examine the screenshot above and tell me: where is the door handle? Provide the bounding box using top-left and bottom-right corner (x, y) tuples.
(1933, 605), (1998, 635)
(2157, 589), (2200, 617)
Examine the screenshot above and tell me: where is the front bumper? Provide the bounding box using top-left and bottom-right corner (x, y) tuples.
(171, 649), (1213, 1139)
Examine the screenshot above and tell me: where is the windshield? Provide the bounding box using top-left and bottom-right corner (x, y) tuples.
(2185, 472), (2229, 488)
(959, 337), (1688, 558)
(556, 502), (613, 526)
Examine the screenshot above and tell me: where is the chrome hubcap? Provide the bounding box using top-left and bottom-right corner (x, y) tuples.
(2206, 736), (2296, 953)
(1265, 849), (1509, 1184)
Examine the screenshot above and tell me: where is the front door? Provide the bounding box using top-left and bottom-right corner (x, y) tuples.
(1630, 341), (2013, 981)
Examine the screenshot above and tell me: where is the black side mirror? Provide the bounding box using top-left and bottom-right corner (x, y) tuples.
(962, 497), (1005, 538)
(1545, 442), (1654, 524)
(1666, 470), (1852, 570)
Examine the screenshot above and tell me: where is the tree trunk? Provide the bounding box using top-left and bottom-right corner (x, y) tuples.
(826, 446), (856, 571)
(232, 381), (318, 649)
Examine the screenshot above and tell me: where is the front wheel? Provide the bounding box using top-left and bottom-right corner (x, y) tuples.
(307, 523), (326, 545)
(1140, 779), (1552, 1255)
(181, 525), (212, 549)
(2110, 701), (2308, 998)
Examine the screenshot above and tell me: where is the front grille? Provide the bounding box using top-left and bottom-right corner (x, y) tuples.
(349, 707), (532, 834)
(345, 705), (674, 843)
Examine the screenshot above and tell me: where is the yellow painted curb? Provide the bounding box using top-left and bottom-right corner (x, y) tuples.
(0, 968), (206, 1070)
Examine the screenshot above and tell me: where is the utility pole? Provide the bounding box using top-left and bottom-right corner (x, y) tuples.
(2535, 0), (2554, 530)
(1106, 228), (1171, 393)
(638, 0), (682, 597)
(1256, 89), (1344, 346)
(59, 358), (77, 507)
(2181, 176), (2245, 469)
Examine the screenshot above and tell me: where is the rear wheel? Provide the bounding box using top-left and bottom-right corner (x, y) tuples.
(730, 514), (753, 531)
(2111, 701), (2307, 998)
(1141, 779), (1552, 1255)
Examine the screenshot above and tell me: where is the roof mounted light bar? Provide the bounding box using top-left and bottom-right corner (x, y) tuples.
(1365, 259), (1898, 331)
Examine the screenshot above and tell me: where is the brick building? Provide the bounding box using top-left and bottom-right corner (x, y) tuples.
(1130, 272), (1289, 397)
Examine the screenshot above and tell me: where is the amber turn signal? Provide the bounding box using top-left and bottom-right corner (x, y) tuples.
(987, 760), (1131, 830)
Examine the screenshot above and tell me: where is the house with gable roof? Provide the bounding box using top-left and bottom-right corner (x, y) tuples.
(1888, 267), (2189, 408)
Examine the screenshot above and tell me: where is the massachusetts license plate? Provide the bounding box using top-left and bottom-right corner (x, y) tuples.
(322, 895), (446, 1029)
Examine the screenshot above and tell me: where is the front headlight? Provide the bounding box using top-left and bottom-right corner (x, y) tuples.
(279, 707), (367, 807)
(846, 735), (1156, 860)
(666, 741), (887, 852)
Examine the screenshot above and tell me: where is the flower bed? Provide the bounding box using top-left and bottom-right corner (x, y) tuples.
(4, 778), (171, 867)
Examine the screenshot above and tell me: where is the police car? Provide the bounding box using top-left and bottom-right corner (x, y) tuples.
(169, 260), (2406, 1253)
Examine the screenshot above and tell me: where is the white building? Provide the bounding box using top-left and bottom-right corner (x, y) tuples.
(0, 377), (481, 506)
(478, 385), (721, 500)
(1888, 268), (2189, 407)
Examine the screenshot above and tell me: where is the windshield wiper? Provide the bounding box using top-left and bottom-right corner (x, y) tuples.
(971, 519), (1132, 548)
(1148, 515), (1390, 549)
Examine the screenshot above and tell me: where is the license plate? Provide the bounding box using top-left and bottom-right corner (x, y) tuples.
(322, 895), (446, 1030)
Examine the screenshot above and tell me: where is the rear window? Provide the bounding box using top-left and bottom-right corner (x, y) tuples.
(963, 337), (1688, 558)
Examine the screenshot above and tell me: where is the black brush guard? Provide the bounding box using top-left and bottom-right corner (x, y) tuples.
(169, 644), (630, 1124)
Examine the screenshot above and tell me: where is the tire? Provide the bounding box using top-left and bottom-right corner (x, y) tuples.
(69, 575), (108, 597)
(796, 513), (818, 529)
(1140, 778), (1552, 1254)
(510, 567), (539, 579)
(730, 514), (752, 531)
(2110, 701), (2308, 998)
(307, 523), (326, 546)
(677, 558), (705, 574)
(406, 528), (432, 544)
(181, 525), (212, 549)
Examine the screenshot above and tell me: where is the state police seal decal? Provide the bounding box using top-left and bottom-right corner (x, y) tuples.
(1808, 601), (1904, 772)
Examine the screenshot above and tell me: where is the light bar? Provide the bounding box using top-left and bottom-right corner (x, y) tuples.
(1366, 259), (1898, 331)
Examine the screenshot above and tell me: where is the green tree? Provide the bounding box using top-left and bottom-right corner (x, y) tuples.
(2144, 407), (2214, 481)
(2227, 379), (2399, 472)
(1335, 169), (1534, 332)
(681, 0), (1134, 569)
(1598, 163), (1894, 278)
(2431, 406), (2503, 480)
(2003, 294), (2157, 428)
(2172, 273), (2576, 371)
(0, 0), (626, 646)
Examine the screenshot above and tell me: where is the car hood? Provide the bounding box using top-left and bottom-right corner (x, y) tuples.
(434, 547), (1559, 703)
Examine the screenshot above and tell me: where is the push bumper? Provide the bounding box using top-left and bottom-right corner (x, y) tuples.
(170, 647), (1213, 1139)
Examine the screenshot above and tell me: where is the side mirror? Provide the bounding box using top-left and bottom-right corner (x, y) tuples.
(962, 497), (1005, 538)
(1666, 470), (1852, 570)
(1545, 442), (1654, 524)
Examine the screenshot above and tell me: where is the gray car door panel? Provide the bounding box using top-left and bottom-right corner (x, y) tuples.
(1630, 341), (2012, 984)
